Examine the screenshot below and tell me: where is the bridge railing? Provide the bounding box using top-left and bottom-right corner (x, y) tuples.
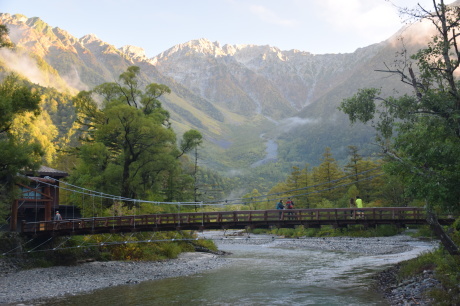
(20, 207), (434, 234)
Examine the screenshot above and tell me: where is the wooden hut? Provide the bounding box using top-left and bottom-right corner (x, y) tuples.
(10, 166), (68, 231)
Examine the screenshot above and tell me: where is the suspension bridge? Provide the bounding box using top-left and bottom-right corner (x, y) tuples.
(8, 167), (457, 238)
(20, 207), (455, 237)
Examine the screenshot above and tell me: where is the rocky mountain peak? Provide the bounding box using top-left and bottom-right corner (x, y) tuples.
(153, 39), (296, 66)
(80, 33), (102, 45)
(79, 33), (121, 56)
(161, 38), (228, 57)
(119, 45), (150, 62)
(0, 13), (28, 24)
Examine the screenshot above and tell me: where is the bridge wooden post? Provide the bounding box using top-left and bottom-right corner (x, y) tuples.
(44, 185), (52, 221)
(10, 199), (18, 231)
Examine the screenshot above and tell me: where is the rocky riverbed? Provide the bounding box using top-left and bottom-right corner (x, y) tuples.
(0, 252), (228, 305)
(0, 233), (441, 305)
(374, 263), (441, 306)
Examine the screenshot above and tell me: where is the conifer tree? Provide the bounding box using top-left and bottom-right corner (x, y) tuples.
(311, 147), (345, 205)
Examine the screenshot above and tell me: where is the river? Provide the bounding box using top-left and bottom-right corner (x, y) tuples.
(44, 234), (437, 305)
(251, 134), (278, 168)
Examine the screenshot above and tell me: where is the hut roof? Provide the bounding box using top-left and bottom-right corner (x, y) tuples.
(26, 166), (68, 178)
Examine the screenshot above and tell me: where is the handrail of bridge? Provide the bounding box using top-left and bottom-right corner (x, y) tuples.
(20, 207), (452, 235)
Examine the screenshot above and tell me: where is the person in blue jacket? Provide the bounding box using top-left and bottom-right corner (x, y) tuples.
(276, 200), (284, 219)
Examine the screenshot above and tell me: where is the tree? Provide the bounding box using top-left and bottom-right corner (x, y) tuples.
(284, 165), (312, 208)
(311, 147), (345, 205)
(0, 75), (43, 223)
(243, 189), (263, 210)
(0, 25), (42, 223)
(71, 66), (202, 208)
(0, 24), (13, 48)
(343, 146), (384, 204)
(339, 0), (460, 253)
(344, 146), (363, 190)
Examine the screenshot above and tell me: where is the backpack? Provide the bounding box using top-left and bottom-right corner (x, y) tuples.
(286, 201), (293, 209)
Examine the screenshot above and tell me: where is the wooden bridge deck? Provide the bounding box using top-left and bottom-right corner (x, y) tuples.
(20, 207), (455, 237)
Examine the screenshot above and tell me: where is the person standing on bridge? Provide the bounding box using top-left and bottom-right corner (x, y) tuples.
(349, 198), (356, 218)
(355, 196), (363, 218)
(54, 211), (62, 221)
(277, 200), (284, 219)
(286, 198), (294, 209)
(286, 198), (294, 220)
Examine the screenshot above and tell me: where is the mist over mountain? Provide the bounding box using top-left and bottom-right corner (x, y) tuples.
(0, 12), (436, 190)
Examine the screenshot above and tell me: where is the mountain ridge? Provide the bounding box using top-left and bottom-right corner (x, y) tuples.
(0, 11), (437, 187)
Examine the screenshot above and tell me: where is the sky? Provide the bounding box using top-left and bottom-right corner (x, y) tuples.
(1, 0), (456, 58)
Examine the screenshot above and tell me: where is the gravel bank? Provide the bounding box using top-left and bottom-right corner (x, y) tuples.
(201, 231), (434, 255)
(0, 252), (228, 305)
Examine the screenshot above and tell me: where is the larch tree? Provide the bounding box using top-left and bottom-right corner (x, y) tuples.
(343, 146), (383, 204)
(311, 147), (345, 205)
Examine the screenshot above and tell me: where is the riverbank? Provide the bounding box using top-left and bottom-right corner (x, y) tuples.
(0, 234), (440, 305)
(0, 252), (228, 305)
(374, 263), (441, 306)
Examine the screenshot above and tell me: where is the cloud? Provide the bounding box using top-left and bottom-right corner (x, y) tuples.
(278, 116), (319, 133)
(0, 49), (48, 86)
(61, 66), (89, 91)
(317, 0), (401, 42)
(249, 5), (298, 27)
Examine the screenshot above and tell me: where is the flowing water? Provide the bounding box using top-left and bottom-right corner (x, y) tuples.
(45, 236), (436, 306)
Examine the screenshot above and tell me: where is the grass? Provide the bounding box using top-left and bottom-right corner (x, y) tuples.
(0, 231), (218, 268)
(255, 224), (403, 238)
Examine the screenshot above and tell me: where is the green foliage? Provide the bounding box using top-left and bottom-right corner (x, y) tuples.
(194, 167), (232, 203)
(409, 225), (435, 238)
(264, 146), (387, 209)
(338, 88), (379, 124)
(0, 24), (13, 48)
(398, 251), (438, 279)
(192, 238), (218, 252)
(0, 74), (41, 132)
(179, 129), (203, 157)
(0, 74), (43, 223)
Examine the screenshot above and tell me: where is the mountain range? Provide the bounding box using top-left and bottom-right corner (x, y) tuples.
(0, 11), (437, 191)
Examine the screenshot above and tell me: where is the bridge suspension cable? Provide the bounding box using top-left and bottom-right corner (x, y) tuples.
(24, 166), (383, 210)
(206, 167), (384, 205)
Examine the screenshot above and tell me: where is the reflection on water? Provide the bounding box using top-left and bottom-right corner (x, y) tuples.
(46, 238), (436, 306)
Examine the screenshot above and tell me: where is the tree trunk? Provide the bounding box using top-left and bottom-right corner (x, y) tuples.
(121, 155), (132, 208)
